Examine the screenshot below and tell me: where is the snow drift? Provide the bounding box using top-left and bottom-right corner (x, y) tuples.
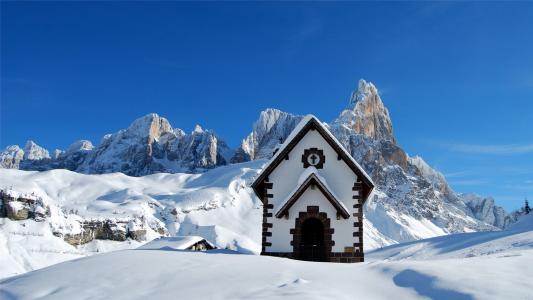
(1, 214), (531, 300)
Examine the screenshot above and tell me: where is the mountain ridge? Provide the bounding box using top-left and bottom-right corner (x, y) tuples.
(0, 79), (514, 231)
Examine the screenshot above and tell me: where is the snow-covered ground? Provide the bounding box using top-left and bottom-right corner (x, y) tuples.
(0, 160), (513, 279)
(0, 218), (143, 279)
(0, 162), (264, 278)
(1, 215), (532, 300)
(0, 161), (392, 278)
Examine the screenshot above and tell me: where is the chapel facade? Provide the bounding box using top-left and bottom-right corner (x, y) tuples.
(251, 116), (374, 263)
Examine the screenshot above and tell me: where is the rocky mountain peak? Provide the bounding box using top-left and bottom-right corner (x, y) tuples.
(66, 140), (94, 153)
(348, 79), (378, 108)
(1, 113), (232, 175)
(193, 124), (204, 134)
(231, 108), (303, 162)
(23, 140), (50, 161)
(255, 108), (289, 134)
(126, 113), (173, 142)
(334, 79), (396, 143)
(459, 193), (515, 228)
(0, 145), (25, 169)
(52, 149), (63, 159)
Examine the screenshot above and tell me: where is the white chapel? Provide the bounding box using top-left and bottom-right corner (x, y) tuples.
(251, 115), (374, 263)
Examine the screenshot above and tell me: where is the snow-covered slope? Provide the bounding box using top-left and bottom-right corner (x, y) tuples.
(0, 161), (393, 279)
(2, 215), (531, 300)
(0, 160), (516, 279)
(368, 213), (533, 261)
(0, 162), (264, 278)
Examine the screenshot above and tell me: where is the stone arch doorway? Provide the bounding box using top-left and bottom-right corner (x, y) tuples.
(299, 217), (326, 261)
(291, 206), (334, 262)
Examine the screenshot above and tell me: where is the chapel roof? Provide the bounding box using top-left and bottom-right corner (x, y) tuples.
(251, 115), (374, 201)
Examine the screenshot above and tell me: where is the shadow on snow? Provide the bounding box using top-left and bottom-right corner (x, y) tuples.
(393, 269), (473, 300)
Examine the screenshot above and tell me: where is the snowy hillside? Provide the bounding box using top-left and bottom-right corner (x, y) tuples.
(0, 159), (514, 279)
(2, 215), (532, 300)
(0, 162), (263, 278)
(368, 213), (533, 261)
(1, 162), (392, 279)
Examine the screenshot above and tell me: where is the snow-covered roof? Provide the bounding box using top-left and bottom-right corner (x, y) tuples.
(137, 236), (215, 251)
(251, 115), (374, 200)
(267, 115), (316, 166)
(274, 167), (350, 219)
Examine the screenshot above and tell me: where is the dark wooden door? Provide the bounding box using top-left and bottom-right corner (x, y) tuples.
(299, 218), (326, 262)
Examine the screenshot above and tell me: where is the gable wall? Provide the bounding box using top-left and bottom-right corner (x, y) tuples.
(269, 130), (357, 209)
(265, 130), (362, 253)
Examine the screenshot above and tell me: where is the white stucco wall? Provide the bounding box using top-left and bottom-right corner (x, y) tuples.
(265, 130), (362, 253)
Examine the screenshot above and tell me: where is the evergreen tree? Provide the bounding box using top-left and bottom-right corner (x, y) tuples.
(525, 199), (531, 215)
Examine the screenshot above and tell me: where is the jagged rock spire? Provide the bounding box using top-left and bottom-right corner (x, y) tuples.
(231, 108), (303, 162)
(335, 79), (396, 143)
(23, 140), (50, 160)
(125, 113), (173, 143)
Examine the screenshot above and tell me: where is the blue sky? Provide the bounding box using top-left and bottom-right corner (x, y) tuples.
(1, 2), (532, 211)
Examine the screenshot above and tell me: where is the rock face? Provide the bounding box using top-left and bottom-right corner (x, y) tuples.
(0, 145), (24, 169)
(233, 79), (511, 238)
(1, 188), (157, 246)
(54, 140), (95, 171)
(334, 80), (396, 143)
(459, 193), (516, 228)
(23, 140), (50, 161)
(0, 190), (50, 222)
(231, 108), (303, 162)
(58, 220), (152, 246)
(1, 114), (233, 176)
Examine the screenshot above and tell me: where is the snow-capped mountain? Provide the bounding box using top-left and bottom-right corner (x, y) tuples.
(0, 79), (516, 277)
(231, 108), (303, 162)
(0, 141), (51, 170)
(1, 114), (232, 176)
(335, 79), (396, 143)
(1, 80), (513, 233)
(232, 80), (508, 240)
(459, 193), (518, 228)
(0, 145), (24, 169)
(0, 80), (512, 232)
(22, 140), (50, 161)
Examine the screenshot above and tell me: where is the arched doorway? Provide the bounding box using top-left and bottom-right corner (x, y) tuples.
(298, 217), (326, 262)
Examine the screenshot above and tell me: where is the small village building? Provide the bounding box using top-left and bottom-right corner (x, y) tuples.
(138, 236), (215, 251)
(251, 116), (374, 263)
